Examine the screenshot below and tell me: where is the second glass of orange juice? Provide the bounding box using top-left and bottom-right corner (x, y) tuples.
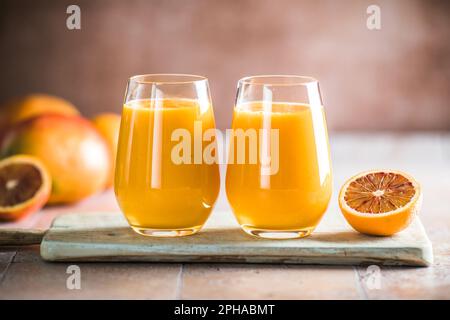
(115, 74), (220, 237)
(226, 75), (332, 239)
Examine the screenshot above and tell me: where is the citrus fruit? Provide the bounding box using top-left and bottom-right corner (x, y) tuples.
(0, 155), (51, 221)
(0, 94), (79, 128)
(0, 94), (80, 144)
(91, 113), (121, 188)
(339, 170), (422, 236)
(0, 114), (111, 204)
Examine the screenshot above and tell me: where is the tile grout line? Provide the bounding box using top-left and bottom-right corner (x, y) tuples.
(352, 266), (369, 300)
(0, 251), (18, 287)
(175, 264), (184, 300)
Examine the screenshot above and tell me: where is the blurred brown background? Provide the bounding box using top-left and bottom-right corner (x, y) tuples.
(0, 0), (449, 131)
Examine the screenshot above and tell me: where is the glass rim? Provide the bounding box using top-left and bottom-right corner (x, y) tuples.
(128, 73), (208, 85)
(238, 75), (318, 86)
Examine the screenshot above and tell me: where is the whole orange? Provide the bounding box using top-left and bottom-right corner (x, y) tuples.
(0, 94), (79, 127)
(0, 94), (80, 144)
(0, 114), (111, 204)
(91, 113), (121, 188)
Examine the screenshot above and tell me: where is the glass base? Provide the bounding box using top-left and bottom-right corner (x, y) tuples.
(131, 225), (201, 237)
(241, 225), (314, 239)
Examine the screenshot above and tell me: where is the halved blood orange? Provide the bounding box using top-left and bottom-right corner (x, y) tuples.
(0, 155), (51, 221)
(339, 170), (422, 236)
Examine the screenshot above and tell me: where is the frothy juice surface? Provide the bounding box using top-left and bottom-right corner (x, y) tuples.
(226, 102), (332, 231)
(114, 99), (220, 230)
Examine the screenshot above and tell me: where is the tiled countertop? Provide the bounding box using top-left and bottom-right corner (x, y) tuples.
(0, 133), (449, 299)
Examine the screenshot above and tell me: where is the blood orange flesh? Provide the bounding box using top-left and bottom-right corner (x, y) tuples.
(343, 172), (416, 214)
(0, 155), (51, 221)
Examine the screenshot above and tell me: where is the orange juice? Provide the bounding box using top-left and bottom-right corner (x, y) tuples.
(114, 99), (220, 235)
(226, 102), (332, 236)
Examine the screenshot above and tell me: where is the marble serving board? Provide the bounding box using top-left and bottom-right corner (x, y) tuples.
(38, 210), (433, 266)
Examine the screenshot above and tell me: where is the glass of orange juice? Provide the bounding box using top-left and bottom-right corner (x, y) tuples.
(115, 74), (220, 237)
(226, 75), (332, 239)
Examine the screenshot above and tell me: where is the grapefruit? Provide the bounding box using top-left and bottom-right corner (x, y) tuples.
(91, 113), (121, 188)
(0, 155), (51, 221)
(0, 114), (111, 204)
(339, 170), (422, 236)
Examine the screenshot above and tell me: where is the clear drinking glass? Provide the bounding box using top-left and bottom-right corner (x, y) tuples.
(115, 74), (220, 237)
(226, 75), (332, 239)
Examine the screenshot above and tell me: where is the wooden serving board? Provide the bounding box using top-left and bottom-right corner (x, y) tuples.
(37, 210), (433, 266)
